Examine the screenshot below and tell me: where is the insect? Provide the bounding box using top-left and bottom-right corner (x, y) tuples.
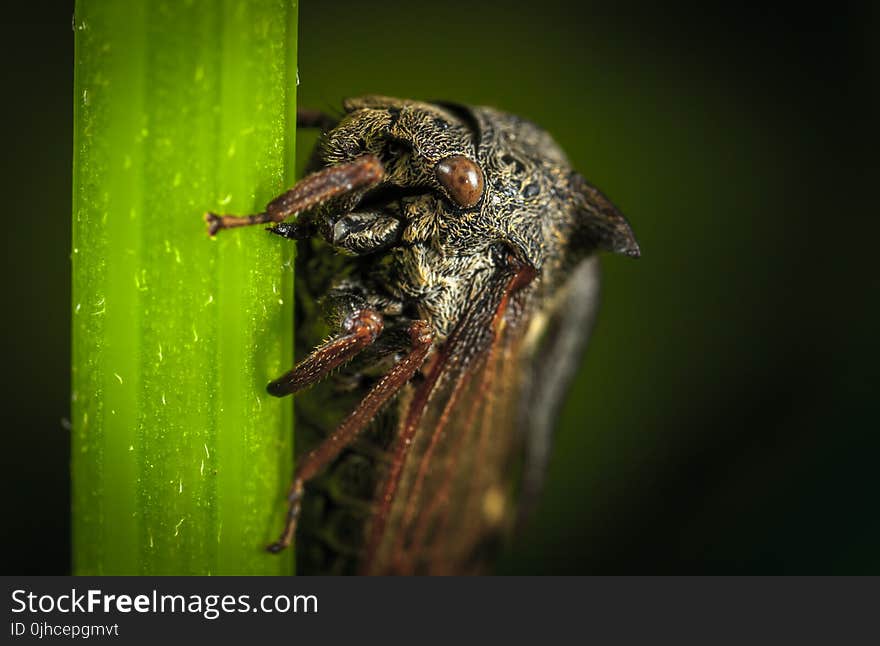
(205, 96), (639, 574)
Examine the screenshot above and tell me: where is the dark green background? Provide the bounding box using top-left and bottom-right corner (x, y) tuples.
(2, 1), (877, 574)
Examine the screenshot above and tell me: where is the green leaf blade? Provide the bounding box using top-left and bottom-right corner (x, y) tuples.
(72, 0), (298, 576)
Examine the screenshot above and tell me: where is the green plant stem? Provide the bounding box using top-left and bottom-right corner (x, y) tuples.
(72, 0), (298, 575)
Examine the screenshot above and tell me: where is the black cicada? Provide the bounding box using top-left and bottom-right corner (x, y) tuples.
(205, 96), (639, 575)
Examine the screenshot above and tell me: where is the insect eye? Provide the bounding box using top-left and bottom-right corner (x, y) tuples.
(434, 155), (484, 208)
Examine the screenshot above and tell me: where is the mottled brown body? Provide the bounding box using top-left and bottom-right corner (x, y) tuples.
(206, 96), (638, 574)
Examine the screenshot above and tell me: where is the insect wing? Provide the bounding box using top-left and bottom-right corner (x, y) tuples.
(516, 257), (601, 524)
(366, 264), (535, 574)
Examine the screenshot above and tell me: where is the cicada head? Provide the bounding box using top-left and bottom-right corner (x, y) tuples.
(313, 95), (638, 278)
(316, 96), (484, 213)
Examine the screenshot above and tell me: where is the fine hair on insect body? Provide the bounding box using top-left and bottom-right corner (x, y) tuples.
(205, 95), (639, 575)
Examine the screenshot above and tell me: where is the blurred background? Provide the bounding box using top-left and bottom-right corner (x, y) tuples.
(2, 1), (877, 574)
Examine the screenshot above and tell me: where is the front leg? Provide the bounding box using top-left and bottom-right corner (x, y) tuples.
(205, 155), (384, 235)
(296, 107), (338, 131)
(269, 209), (402, 256)
(324, 210), (403, 255)
(266, 219), (316, 242)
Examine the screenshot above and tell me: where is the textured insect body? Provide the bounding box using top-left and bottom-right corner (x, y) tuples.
(206, 96), (639, 574)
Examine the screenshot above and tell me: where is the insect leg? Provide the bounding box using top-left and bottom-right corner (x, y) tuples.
(268, 210), (402, 255)
(267, 320), (433, 553)
(266, 308), (384, 397)
(204, 154), (384, 235)
(296, 107), (338, 130)
(266, 220), (316, 241)
(324, 210), (402, 255)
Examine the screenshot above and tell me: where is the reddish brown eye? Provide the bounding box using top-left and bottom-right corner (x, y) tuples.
(435, 155), (484, 208)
